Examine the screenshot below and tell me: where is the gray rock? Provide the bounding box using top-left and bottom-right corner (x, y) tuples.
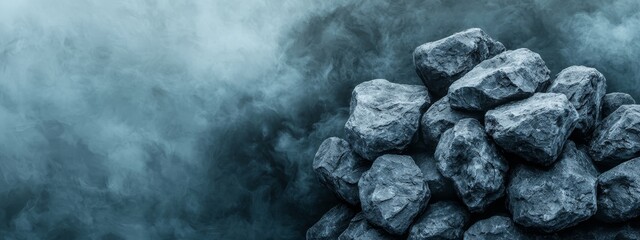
(589, 105), (640, 167)
(507, 141), (598, 233)
(358, 154), (430, 235)
(420, 96), (483, 147)
(338, 213), (395, 240)
(596, 157), (640, 222)
(448, 48), (551, 111)
(602, 92), (636, 119)
(413, 28), (505, 97)
(435, 118), (508, 212)
(546, 66), (606, 137)
(313, 137), (370, 205)
(407, 201), (470, 240)
(411, 152), (455, 199)
(306, 204), (357, 240)
(559, 221), (640, 240)
(463, 216), (529, 240)
(345, 79), (430, 160)
(485, 93), (579, 166)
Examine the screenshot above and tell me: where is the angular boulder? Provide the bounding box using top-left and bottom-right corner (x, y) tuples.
(546, 66), (606, 137)
(435, 118), (508, 212)
(411, 152), (455, 199)
(420, 96), (483, 148)
(448, 48), (551, 111)
(463, 216), (529, 240)
(413, 28), (505, 97)
(597, 157), (640, 222)
(345, 79), (430, 160)
(338, 213), (395, 240)
(601, 92), (635, 118)
(306, 204), (357, 240)
(358, 154), (430, 235)
(407, 201), (470, 240)
(313, 137), (370, 205)
(589, 105), (640, 167)
(560, 221), (640, 240)
(507, 141), (598, 233)
(485, 93), (579, 166)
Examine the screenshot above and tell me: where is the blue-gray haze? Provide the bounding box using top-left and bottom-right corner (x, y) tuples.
(0, 0), (639, 239)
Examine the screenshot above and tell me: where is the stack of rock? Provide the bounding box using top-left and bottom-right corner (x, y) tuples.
(306, 28), (640, 240)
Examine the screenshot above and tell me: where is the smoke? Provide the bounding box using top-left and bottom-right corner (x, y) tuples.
(0, 0), (639, 239)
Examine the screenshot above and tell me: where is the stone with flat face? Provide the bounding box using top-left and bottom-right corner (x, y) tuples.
(337, 213), (395, 240)
(306, 204), (357, 240)
(464, 216), (529, 240)
(411, 152), (455, 199)
(596, 157), (640, 222)
(420, 96), (482, 148)
(601, 92), (635, 119)
(407, 201), (470, 240)
(589, 105), (640, 167)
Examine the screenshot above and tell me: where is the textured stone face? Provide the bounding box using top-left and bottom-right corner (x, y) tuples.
(596, 157), (640, 222)
(306, 204), (357, 240)
(601, 92), (635, 118)
(313, 137), (370, 205)
(448, 48), (551, 112)
(411, 152), (455, 199)
(413, 28), (505, 98)
(546, 66), (606, 137)
(589, 105), (640, 167)
(345, 79), (430, 160)
(420, 96), (483, 148)
(485, 93), (579, 166)
(434, 118), (508, 212)
(358, 154), (430, 235)
(337, 213), (395, 240)
(463, 216), (529, 240)
(507, 141), (598, 233)
(560, 221), (640, 240)
(407, 201), (470, 240)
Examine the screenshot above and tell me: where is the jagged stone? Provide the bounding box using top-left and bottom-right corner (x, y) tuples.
(597, 157), (640, 222)
(435, 118), (508, 212)
(559, 221), (640, 240)
(358, 154), (430, 235)
(420, 96), (483, 147)
(507, 141), (598, 232)
(411, 152), (455, 199)
(407, 201), (470, 240)
(337, 213), (395, 240)
(306, 204), (357, 240)
(413, 28), (505, 98)
(464, 216), (529, 240)
(601, 92), (635, 119)
(589, 105), (640, 167)
(345, 79), (430, 160)
(546, 66), (606, 137)
(313, 137), (370, 205)
(485, 93), (579, 166)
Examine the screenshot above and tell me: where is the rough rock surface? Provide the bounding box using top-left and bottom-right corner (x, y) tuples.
(463, 216), (529, 240)
(602, 92), (635, 118)
(597, 157), (640, 222)
(507, 141), (598, 232)
(358, 154), (430, 235)
(411, 152), (455, 199)
(589, 105), (640, 167)
(435, 118), (508, 212)
(420, 96), (482, 147)
(345, 79), (430, 160)
(413, 28), (505, 97)
(560, 221), (640, 240)
(338, 213), (395, 240)
(306, 204), (357, 240)
(485, 93), (579, 166)
(313, 137), (370, 205)
(546, 66), (606, 137)
(407, 201), (470, 240)
(448, 48), (551, 111)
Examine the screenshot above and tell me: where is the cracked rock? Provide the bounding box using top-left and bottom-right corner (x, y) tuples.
(413, 28), (505, 98)
(411, 152), (455, 199)
(601, 92), (635, 119)
(338, 213), (395, 240)
(345, 79), (430, 160)
(589, 105), (640, 167)
(596, 157), (640, 222)
(420, 96), (483, 147)
(306, 204), (357, 240)
(407, 201), (470, 240)
(435, 118), (508, 212)
(464, 216), (529, 240)
(485, 93), (579, 166)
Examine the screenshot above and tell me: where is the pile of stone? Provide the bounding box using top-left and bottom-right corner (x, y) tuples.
(307, 28), (640, 240)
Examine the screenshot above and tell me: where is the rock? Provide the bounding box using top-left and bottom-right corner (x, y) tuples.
(313, 137), (370, 205)
(358, 154), (430, 235)
(559, 221), (640, 240)
(338, 213), (395, 240)
(485, 93), (579, 166)
(448, 48), (551, 111)
(306, 204), (357, 240)
(463, 216), (529, 240)
(596, 157), (640, 222)
(420, 96), (483, 147)
(589, 105), (640, 167)
(411, 152), (455, 199)
(546, 66), (606, 137)
(435, 118), (508, 212)
(413, 28), (505, 97)
(601, 92), (636, 119)
(407, 201), (470, 240)
(345, 79), (430, 160)
(507, 141), (598, 232)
